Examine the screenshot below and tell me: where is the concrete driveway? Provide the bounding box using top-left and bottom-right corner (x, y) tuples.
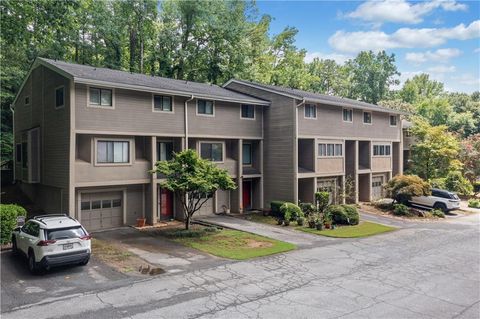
(0, 249), (131, 311)
(93, 227), (230, 274)
(2, 214), (479, 318)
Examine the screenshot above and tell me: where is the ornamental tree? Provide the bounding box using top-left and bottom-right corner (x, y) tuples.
(153, 149), (236, 230)
(385, 175), (431, 204)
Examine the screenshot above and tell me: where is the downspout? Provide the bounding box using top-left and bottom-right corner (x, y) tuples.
(9, 105), (15, 182)
(184, 95), (194, 149)
(294, 98), (306, 203)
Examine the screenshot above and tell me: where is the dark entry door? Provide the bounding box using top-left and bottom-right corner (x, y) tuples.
(242, 181), (252, 210)
(159, 188), (173, 220)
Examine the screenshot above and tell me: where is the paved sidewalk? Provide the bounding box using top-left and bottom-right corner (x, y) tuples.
(196, 215), (334, 248)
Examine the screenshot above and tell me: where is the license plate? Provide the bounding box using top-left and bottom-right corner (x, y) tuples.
(63, 243), (73, 250)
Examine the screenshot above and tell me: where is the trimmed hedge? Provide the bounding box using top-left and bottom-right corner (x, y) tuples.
(392, 204), (409, 216)
(0, 204), (27, 245)
(325, 204), (359, 225)
(280, 202), (303, 221)
(270, 200), (286, 218)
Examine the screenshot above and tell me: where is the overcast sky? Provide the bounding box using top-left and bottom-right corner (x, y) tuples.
(257, 0), (480, 93)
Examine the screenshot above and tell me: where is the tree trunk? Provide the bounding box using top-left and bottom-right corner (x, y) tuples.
(185, 214), (191, 230)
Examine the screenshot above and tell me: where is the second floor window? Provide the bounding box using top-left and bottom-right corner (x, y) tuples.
(241, 104), (255, 119)
(90, 87), (112, 107)
(97, 140), (129, 163)
(373, 145), (391, 156)
(197, 99), (214, 115)
(390, 115), (397, 126)
(242, 143), (252, 165)
(318, 143), (342, 157)
(55, 86), (64, 108)
(200, 142), (223, 162)
(363, 111), (372, 124)
(154, 95), (172, 112)
(343, 108), (353, 122)
(305, 104), (316, 118)
(157, 142), (173, 161)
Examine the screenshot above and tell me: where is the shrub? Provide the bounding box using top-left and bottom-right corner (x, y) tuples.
(325, 205), (347, 224)
(431, 209), (445, 218)
(315, 192), (330, 213)
(296, 216), (305, 226)
(342, 205), (359, 225)
(0, 204), (27, 245)
(270, 200), (286, 218)
(280, 202), (303, 221)
(430, 178), (446, 189)
(444, 171), (473, 196)
(473, 182), (480, 194)
(299, 202), (316, 216)
(392, 204), (409, 216)
(372, 200), (393, 211)
(385, 175), (431, 204)
(468, 199), (480, 208)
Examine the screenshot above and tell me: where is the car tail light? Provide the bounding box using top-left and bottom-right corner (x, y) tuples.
(80, 235), (92, 240)
(37, 240), (56, 246)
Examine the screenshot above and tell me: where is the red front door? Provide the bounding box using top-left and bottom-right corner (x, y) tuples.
(242, 181), (252, 210)
(159, 188), (173, 220)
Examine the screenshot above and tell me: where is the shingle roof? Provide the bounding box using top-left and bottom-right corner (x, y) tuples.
(225, 79), (406, 114)
(38, 58), (269, 105)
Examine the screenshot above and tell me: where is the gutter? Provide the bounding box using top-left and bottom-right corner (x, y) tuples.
(185, 95), (195, 148)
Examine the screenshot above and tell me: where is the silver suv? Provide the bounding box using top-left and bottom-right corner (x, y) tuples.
(11, 214), (91, 274)
(410, 188), (461, 212)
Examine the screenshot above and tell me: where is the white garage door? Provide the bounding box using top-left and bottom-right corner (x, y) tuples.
(195, 193), (214, 216)
(371, 176), (384, 201)
(80, 192), (123, 231)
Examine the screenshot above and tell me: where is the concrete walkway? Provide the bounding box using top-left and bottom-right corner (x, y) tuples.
(196, 215), (335, 248)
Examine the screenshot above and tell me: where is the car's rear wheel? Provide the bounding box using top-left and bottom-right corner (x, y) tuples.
(79, 257), (90, 266)
(28, 251), (39, 274)
(433, 202), (447, 212)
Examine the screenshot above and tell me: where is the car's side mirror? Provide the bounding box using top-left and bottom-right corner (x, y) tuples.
(14, 226), (21, 232)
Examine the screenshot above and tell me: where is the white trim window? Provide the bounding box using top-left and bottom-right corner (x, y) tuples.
(318, 143), (343, 157)
(242, 143), (252, 165)
(157, 141), (174, 161)
(97, 140), (130, 164)
(197, 99), (214, 116)
(343, 108), (353, 122)
(55, 86), (65, 109)
(363, 111), (372, 124)
(389, 115), (398, 126)
(153, 95), (173, 112)
(200, 142), (223, 162)
(241, 104), (255, 119)
(373, 144), (391, 156)
(304, 104), (317, 119)
(89, 87), (113, 107)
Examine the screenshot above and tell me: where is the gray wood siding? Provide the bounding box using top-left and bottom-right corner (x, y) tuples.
(187, 100), (263, 138)
(75, 84), (185, 135)
(298, 104), (401, 141)
(225, 82), (296, 206)
(14, 65), (70, 211)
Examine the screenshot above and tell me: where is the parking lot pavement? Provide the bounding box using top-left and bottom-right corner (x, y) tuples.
(0, 249), (133, 312)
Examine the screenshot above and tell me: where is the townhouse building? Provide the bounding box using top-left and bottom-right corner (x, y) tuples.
(13, 58), (404, 231)
(224, 80), (404, 205)
(13, 58), (268, 231)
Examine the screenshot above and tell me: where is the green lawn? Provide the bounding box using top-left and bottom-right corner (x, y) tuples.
(173, 229), (296, 260)
(297, 221), (396, 238)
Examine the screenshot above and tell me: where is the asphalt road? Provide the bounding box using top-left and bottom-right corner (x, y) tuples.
(2, 213), (479, 319)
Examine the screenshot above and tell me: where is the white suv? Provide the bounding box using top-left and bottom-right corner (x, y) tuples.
(11, 214), (91, 274)
(410, 188), (461, 212)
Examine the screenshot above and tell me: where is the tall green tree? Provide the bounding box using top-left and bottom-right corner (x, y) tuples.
(345, 50), (400, 104)
(409, 118), (462, 180)
(399, 74), (444, 104)
(307, 58), (349, 96)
